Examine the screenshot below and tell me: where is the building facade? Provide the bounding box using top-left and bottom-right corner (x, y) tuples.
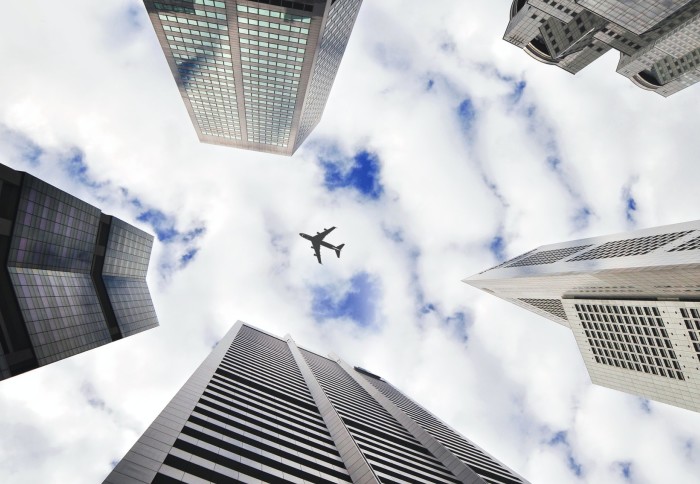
(0, 163), (159, 381)
(505, 0), (700, 96)
(465, 220), (700, 412)
(143, 0), (362, 155)
(105, 321), (528, 483)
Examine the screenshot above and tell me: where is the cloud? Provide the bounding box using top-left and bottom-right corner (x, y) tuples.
(0, 124), (206, 281)
(623, 180), (639, 225)
(547, 430), (584, 478)
(311, 272), (380, 328)
(0, 1), (700, 484)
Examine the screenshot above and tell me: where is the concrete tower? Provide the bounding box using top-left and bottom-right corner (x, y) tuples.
(106, 321), (528, 483)
(505, 0), (700, 96)
(465, 220), (700, 412)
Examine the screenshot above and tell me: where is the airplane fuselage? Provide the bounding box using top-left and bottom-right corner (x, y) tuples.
(300, 233), (340, 250)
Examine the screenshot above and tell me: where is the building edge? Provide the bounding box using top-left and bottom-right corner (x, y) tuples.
(104, 321), (245, 484)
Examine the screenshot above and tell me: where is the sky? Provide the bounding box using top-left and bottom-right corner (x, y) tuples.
(1, 0), (700, 482)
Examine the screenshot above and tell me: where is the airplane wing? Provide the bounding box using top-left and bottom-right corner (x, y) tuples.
(313, 242), (323, 264)
(315, 226), (336, 240)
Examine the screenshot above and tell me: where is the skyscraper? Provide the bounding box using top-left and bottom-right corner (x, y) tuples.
(464, 220), (700, 413)
(0, 163), (159, 381)
(505, 0), (700, 96)
(143, 0), (363, 155)
(105, 321), (528, 483)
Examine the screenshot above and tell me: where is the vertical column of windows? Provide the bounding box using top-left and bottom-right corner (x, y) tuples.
(101, 219), (158, 337)
(680, 307), (700, 362)
(155, 1), (242, 140)
(295, 0), (362, 149)
(236, 4), (309, 147)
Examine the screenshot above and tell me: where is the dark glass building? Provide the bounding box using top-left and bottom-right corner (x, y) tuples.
(0, 163), (158, 380)
(142, 0), (363, 156)
(105, 322), (528, 483)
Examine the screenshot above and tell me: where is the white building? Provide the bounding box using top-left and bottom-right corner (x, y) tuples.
(465, 221), (700, 412)
(505, 0), (700, 96)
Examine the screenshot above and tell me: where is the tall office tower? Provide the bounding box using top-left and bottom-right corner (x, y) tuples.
(106, 321), (528, 483)
(465, 221), (700, 413)
(0, 163), (158, 381)
(505, 0), (700, 96)
(143, 0), (362, 156)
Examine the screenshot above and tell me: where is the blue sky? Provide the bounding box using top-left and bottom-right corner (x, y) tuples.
(1, 1), (700, 483)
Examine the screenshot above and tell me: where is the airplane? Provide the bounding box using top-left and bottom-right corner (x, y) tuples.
(300, 226), (345, 264)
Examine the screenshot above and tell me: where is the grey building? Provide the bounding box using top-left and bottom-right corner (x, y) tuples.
(0, 163), (158, 380)
(465, 220), (700, 413)
(143, 0), (362, 156)
(505, 0), (700, 96)
(105, 321), (528, 483)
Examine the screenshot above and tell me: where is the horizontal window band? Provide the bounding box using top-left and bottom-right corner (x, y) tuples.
(181, 425), (351, 481)
(193, 401), (337, 453)
(172, 437), (345, 484)
(188, 414), (345, 469)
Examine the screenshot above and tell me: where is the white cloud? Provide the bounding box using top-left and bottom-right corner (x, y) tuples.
(0, 0), (700, 483)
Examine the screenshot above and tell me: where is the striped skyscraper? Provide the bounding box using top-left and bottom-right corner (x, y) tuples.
(105, 321), (527, 483)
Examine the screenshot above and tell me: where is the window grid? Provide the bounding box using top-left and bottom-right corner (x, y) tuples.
(8, 176), (101, 273)
(159, 9), (243, 141)
(519, 298), (568, 320)
(576, 303), (684, 380)
(669, 235), (700, 252)
(295, 0), (362, 148)
(505, 244), (592, 267)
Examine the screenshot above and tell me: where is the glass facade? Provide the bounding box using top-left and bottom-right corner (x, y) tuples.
(106, 322), (529, 484)
(8, 269), (110, 366)
(294, 0), (363, 151)
(465, 219), (700, 413)
(102, 219), (158, 337)
(157, 4), (241, 142)
(505, 0), (700, 96)
(238, 4), (309, 147)
(8, 175), (101, 272)
(6, 176), (111, 366)
(0, 164), (159, 380)
(144, 0), (363, 155)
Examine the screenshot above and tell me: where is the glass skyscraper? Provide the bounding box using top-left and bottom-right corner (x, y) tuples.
(505, 0), (700, 96)
(105, 321), (528, 483)
(0, 163), (159, 380)
(143, 0), (363, 155)
(465, 220), (700, 413)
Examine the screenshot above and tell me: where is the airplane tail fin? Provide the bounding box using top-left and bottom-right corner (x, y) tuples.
(335, 244), (344, 258)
